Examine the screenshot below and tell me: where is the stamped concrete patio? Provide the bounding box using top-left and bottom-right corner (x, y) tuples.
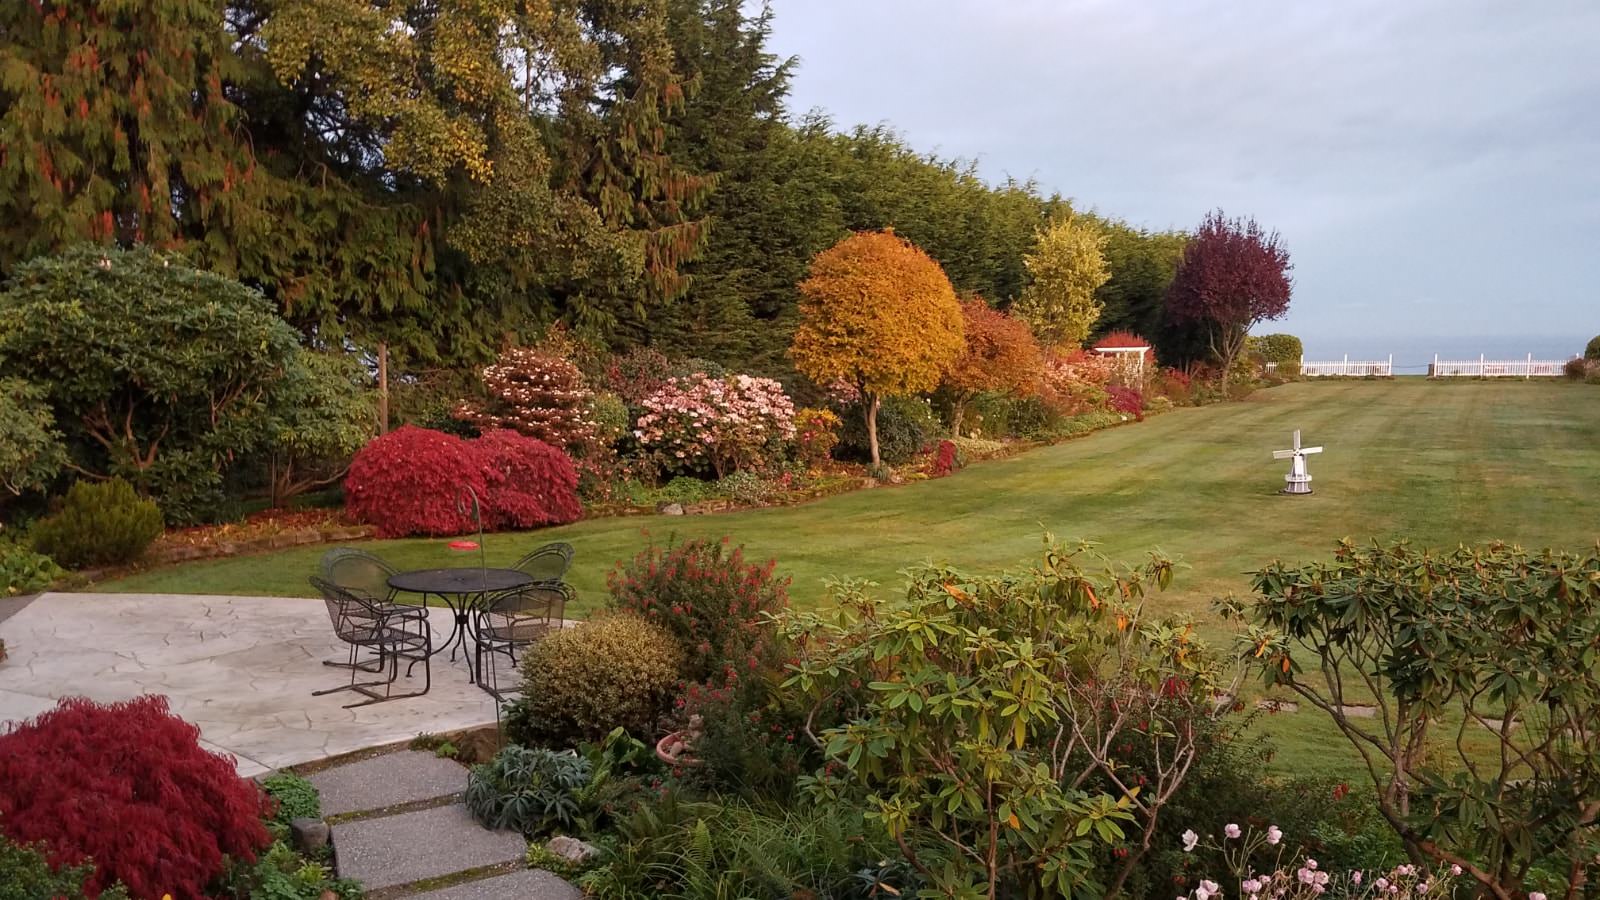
(0, 592), (503, 776)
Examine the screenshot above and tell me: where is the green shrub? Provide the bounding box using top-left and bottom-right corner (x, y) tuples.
(1586, 335), (1600, 361)
(0, 379), (65, 501)
(1, 540), (61, 596)
(0, 831), (126, 900)
(588, 391), (630, 444)
(1564, 358), (1590, 381)
(836, 395), (937, 465)
(30, 479), (163, 568)
(465, 745), (591, 835)
(506, 614), (684, 746)
(1006, 395), (1064, 439)
(0, 246), (342, 524)
(1249, 333), (1303, 375)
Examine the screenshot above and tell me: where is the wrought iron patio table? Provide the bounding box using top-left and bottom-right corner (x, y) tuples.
(387, 567), (533, 685)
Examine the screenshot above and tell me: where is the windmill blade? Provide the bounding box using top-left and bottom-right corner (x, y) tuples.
(1272, 450), (1296, 459)
(1301, 446), (1324, 454)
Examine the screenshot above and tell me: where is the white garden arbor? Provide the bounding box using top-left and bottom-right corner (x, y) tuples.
(1091, 341), (1151, 379)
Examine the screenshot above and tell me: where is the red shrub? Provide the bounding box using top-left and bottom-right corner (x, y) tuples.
(0, 695), (270, 898)
(930, 439), (960, 477)
(1107, 385), (1145, 420)
(475, 429), (583, 530)
(346, 426), (584, 537)
(345, 425), (488, 538)
(608, 536), (790, 686)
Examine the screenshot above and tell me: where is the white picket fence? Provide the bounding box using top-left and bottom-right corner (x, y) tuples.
(1430, 354), (1575, 378)
(1300, 355), (1393, 377)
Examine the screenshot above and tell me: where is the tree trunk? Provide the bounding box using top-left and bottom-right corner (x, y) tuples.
(951, 395), (968, 438)
(376, 341), (390, 434)
(865, 392), (882, 468)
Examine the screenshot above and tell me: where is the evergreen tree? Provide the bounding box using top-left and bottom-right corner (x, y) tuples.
(554, 0), (714, 326)
(0, 0), (264, 268)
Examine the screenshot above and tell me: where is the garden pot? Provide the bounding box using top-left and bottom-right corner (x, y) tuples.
(655, 730), (701, 768)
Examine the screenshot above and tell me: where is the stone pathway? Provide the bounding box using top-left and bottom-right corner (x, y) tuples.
(0, 593), (502, 775)
(307, 749), (581, 899)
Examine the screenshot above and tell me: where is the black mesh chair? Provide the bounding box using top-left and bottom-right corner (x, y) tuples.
(310, 577), (432, 707)
(474, 581), (572, 702)
(320, 547), (401, 603)
(509, 542), (574, 586)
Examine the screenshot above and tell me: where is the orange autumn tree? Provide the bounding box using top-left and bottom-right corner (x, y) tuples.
(943, 297), (1043, 436)
(792, 231), (964, 467)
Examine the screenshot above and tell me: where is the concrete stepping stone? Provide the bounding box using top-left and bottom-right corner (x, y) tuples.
(332, 803), (525, 891)
(310, 750), (468, 817)
(406, 869), (583, 900)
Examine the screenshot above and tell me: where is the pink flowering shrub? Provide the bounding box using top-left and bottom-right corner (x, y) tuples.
(1178, 823), (1459, 899)
(634, 373), (796, 477)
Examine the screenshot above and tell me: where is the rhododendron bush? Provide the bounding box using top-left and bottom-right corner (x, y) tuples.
(0, 695), (270, 898)
(634, 374), (796, 477)
(346, 426), (581, 537)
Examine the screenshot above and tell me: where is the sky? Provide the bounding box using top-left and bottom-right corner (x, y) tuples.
(763, 0), (1600, 362)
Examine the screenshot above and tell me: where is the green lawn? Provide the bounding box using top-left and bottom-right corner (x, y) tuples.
(97, 379), (1600, 779)
(103, 380), (1600, 617)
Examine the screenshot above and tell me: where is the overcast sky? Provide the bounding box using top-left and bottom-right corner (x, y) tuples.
(765, 0), (1600, 356)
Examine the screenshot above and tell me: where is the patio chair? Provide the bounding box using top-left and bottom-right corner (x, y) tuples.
(474, 581), (572, 703)
(319, 547), (401, 603)
(509, 542), (574, 586)
(310, 576), (432, 708)
(317, 547), (405, 672)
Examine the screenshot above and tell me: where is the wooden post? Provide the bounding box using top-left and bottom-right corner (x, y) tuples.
(1480, 353), (1485, 378)
(377, 341), (390, 434)
(1526, 352), (1532, 380)
(1388, 354), (1393, 377)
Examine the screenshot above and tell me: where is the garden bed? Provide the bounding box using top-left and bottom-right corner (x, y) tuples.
(147, 509), (375, 565)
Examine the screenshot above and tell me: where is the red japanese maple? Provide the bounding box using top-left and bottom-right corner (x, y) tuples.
(0, 695), (270, 898)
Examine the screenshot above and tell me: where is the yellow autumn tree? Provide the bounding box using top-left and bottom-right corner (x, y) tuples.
(792, 231), (965, 467)
(1015, 215), (1111, 348)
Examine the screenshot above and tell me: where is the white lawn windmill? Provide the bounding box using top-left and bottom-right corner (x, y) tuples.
(1272, 430), (1322, 495)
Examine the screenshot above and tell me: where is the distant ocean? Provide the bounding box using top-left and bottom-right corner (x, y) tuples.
(1295, 336), (1581, 375)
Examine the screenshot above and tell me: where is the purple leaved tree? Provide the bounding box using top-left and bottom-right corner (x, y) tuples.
(1165, 211), (1293, 380)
